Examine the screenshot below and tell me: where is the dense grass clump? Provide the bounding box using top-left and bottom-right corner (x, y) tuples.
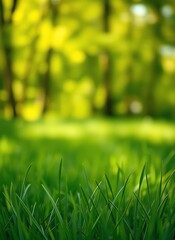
(0, 118), (175, 239)
(1, 162), (175, 240)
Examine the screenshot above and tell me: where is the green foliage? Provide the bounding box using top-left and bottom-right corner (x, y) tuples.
(1, 0), (175, 119)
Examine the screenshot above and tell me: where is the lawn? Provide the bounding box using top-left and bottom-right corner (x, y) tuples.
(0, 118), (175, 239)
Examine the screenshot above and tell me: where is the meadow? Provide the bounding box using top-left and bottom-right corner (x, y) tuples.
(0, 118), (175, 239)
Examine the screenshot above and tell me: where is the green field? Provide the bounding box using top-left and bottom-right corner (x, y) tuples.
(0, 118), (175, 239)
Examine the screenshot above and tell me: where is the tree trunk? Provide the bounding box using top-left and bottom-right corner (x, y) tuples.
(4, 46), (17, 117)
(41, 0), (59, 115)
(145, 6), (162, 116)
(102, 0), (113, 116)
(42, 48), (52, 114)
(145, 49), (162, 116)
(0, 0), (18, 118)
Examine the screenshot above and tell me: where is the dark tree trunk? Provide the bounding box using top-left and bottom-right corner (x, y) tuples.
(103, 52), (113, 116)
(41, 0), (59, 115)
(0, 0), (18, 118)
(102, 0), (113, 116)
(145, 5), (163, 116)
(0, 0), (5, 26)
(4, 47), (17, 117)
(145, 49), (162, 116)
(42, 48), (52, 114)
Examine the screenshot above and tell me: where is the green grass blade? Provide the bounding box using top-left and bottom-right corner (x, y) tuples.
(145, 169), (151, 209)
(105, 174), (114, 199)
(160, 169), (175, 201)
(109, 199), (134, 239)
(80, 186), (91, 212)
(42, 184), (63, 226)
(16, 194), (48, 240)
(58, 159), (62, 209)
(112, 198), (132, 231)
(91, 212), (102, 231)
(133, 192), (150, 221)
(20, 163), (32, 198)
(157, 193), (169, 217)
(22, 184), (31, 200)
(139, 164), (146, 192)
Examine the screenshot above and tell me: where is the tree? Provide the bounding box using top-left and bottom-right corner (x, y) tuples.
(41, 0), (60, 114)
(102, 0), (114, 116)
(144, 1), (164, 116)
(0, 0), (18, 117)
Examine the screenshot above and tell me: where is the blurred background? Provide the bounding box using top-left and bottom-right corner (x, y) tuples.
(0, 0), (175, 120)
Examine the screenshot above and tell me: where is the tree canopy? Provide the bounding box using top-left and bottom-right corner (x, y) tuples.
(0, 0), (175, 120)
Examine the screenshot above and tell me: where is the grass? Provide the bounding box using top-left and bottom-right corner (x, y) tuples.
(0, 117), (175, 239)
